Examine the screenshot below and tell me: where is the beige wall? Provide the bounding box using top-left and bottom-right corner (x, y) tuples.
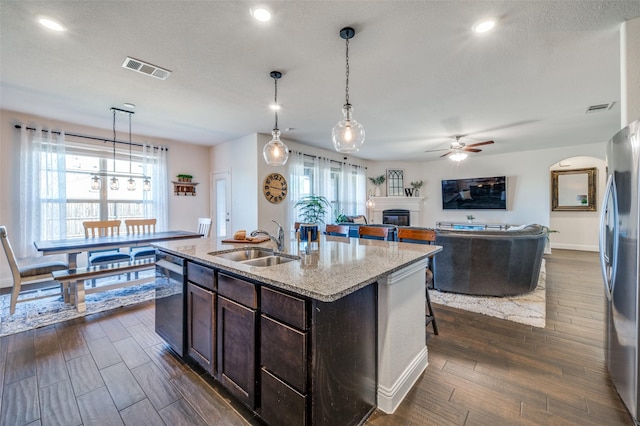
(0, 109), (211, 287)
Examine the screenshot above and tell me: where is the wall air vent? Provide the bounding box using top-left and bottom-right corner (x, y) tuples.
(585, 102), (615, 114)
(122, 57), (171, 80)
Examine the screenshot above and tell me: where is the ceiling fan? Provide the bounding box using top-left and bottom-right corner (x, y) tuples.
(425, 136), (495, 161)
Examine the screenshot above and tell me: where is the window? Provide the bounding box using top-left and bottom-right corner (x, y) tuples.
(60, 145), (154, 237)
(19, 126), (168, 257)
(287, 152), (366, 227)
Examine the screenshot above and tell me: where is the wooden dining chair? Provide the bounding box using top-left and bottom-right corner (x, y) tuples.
(198, 217), (212, 238)
(83, 220), (131, 285)
(325, 224), (350, 237)
(0, 226), (69, 315)
(358, 226), (390, 241)
(125, 219), (157, 263)
(397, 227), (438, 335)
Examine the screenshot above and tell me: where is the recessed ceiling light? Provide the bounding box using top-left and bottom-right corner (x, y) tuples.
(269, 103), (280, 111)
(123, 102), (136, 109)
(251, 7), (271, 22)
(38, 17), (67, 32)
(472, 20), (495, 33)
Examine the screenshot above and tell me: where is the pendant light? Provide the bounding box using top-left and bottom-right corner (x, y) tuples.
(263, 71), (289, 166)
(332, 27), (365, 153)
(91, 175), (101, 190)
(109, 108), (120, 190)
(126, 112), (136, 191)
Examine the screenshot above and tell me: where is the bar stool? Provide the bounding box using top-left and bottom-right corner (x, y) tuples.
(325, 224), (350, 237)
(357, 226), (390, 241)
(397, 227), (438, 336)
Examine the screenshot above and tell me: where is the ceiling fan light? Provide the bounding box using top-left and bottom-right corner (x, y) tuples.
(449, 151), (468, 162)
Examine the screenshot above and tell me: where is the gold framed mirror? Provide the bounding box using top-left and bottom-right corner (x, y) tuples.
(551, 167), (597, 211)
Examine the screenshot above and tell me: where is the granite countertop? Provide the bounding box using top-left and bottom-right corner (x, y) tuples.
(153, 235), (442, 302)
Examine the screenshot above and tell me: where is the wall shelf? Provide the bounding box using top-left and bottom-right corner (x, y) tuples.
(173, 181), (199, 196)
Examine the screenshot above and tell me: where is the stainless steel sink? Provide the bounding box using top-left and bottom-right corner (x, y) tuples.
(212, 248), (274, 262)
(242, 255), (299, 267)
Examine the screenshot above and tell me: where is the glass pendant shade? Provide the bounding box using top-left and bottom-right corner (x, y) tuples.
(91, 175), (101, 190)
(127, 178), (136, 191)
(263, 129), (289, 166)
(110, 177), (120, 190)
(263, 71), (289, 166)
(366, 196), (375, 209)
(143, 178), (151, 191)
(332, 104), (365, 153)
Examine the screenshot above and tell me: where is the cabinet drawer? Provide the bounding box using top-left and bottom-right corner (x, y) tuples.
(187, 262), (215, 291)
(261, 315), (307, 392)
(261, 286), (307, 329)
(218, 273), (257, 308)
(260, 368), (307, 426)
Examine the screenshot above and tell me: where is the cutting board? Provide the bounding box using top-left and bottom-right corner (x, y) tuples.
(221, 236), (270, 244)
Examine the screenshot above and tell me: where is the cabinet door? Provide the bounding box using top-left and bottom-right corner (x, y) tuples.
(217, 296), (256, 408)
(187, 282), (215, 374)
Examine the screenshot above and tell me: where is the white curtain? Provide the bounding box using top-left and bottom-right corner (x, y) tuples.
(143, 144), (169, 231)
(339, 162), (367, 217)
(312, 157), (337, 204)
(286, 151), (305, 232)
(19, 126), (67, 257)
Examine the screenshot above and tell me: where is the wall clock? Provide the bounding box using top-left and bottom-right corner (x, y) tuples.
(263, 173), (288, 204)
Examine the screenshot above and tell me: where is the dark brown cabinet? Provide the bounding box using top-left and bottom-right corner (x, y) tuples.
(175, 260), (377, 426)
(217, 273), (257, 408)
(186, 262), (216, 375)
(260, 287), (309, 426)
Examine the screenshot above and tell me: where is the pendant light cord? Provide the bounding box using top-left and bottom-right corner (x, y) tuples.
(273, 76), (279, 130)
(112, 109), (116, 173)
(128, 113), (132, 174)
(344, 37), (350, 105)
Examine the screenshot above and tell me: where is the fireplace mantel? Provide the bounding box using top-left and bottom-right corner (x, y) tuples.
(370, 197), (424, 226)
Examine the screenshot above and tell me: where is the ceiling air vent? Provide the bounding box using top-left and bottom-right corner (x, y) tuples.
(122, 57), (171, 80)
(585, 102), (615, 114)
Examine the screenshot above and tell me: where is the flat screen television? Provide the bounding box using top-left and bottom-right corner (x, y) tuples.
(441, 176), (507, 210)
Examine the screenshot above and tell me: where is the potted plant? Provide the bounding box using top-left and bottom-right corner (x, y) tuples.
(294, 195), (330, 241)
(410, 180), (423, 197)
(466, 214), (476, 223)
(369, 175), (386, 196)
(177, 174), (193, 183)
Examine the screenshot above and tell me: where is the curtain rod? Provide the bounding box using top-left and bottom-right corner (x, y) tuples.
(14, 124), (167, 150)
(293, 150), (367, 169)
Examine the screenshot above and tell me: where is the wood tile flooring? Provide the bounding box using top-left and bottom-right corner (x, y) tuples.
(0, 249), (634, 425)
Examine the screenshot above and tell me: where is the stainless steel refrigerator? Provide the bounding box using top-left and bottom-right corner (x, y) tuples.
(600, 118), (640, 425)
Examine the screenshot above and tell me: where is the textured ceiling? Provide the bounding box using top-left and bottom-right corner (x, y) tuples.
(1, 1), (639, 161)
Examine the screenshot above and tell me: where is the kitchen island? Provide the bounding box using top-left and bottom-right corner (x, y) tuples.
(152, 234), (441, 425)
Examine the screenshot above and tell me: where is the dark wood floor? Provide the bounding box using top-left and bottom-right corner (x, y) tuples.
(0, 249), (634, 425)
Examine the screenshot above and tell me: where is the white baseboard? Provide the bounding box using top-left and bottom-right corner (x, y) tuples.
(551, 243), (598, 252)
(377, 346), (428, 414)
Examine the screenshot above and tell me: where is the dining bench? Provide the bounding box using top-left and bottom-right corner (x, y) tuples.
(52, 258), (155, 313)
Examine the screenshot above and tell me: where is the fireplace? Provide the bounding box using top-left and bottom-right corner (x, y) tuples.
(382, 209), (410, 227)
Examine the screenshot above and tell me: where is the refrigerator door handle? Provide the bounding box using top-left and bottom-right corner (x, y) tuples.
(599, 173), (618, 301)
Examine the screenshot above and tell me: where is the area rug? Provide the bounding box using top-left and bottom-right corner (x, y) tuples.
(429, 259), (546, 328)
(0, 277), (170, 337)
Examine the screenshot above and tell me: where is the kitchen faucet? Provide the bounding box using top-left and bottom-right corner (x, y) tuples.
(250, 220), (285, 252)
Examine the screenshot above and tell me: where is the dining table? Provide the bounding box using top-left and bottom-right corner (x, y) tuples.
(34, 230), (203, 268)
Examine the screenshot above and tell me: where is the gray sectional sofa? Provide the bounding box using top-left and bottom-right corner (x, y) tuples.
(432, 224), (546, 296)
